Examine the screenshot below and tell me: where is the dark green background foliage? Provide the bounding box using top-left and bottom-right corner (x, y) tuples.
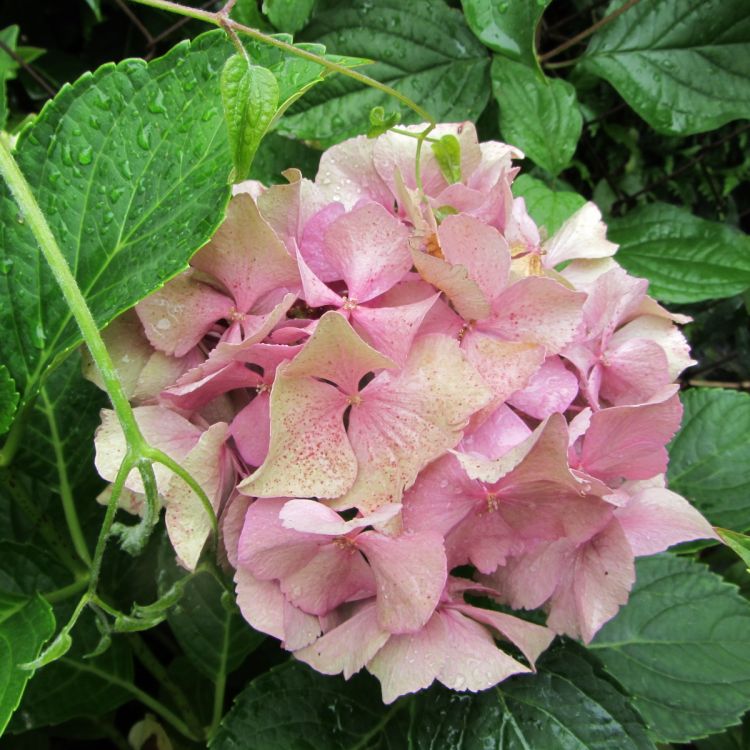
(0, 0), (749, 748)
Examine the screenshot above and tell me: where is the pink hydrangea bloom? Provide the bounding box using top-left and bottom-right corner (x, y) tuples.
(91, 122), (716, 704)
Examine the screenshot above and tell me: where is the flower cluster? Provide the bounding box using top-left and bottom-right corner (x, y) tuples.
(91, 123), (715, 703)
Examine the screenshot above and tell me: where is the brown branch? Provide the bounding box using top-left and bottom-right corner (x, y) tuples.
(114, 0), (155, 44)
(685, 379), (750, 391)
(539, 0), (641, 63)
(0, 38), (56, 98)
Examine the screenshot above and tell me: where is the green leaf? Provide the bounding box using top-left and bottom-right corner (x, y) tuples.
(431, 134), (462, 184)
(0, 543), (59, 735)
(668, 389), (750, 530)
(158, 541), (263, 681)
(264, 0), (317, 34)
(210, 661), (409, 749)
(0, 25), (20, 129)
(410, 644), (654, 749)
(461, 0), (552, 72)
(512, 174), (586, 236)
(82, 0), (102, 21)
(9, 608), (134, 731)
(232, 0), (271, 30)
(717, 529), (750, 571)
(367, 105), (400, 138)
(250, 132), (322, 183)
(579, 0), (750, 135)
(211, 644), (654, 749)
(491, 56), (582, 177)
(608, 203), (750, 303)
(591, 554), (750, 743)
(221, 54), (279, 181)
(0, 591), (55, 735)
(0, 31), (236, 412)
(279, 0), (490, 145)
(0, 365), (19, 435)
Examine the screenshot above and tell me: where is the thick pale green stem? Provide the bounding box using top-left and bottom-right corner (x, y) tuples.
(128, 0), (436, 126)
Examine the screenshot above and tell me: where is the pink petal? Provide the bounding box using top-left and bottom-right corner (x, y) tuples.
(460, 403), (532, 460)
(411, 249), (491, 322)
(438, 214), (511, 308)
(280, 499), (402, 536)
(94, 406), (200, 493)
(483, 276), (585, 354)
(463, 331), (545, 404)
(136, 272), (231, 357)
(367, 612), (449, 703)
(507, 356), (579, 420)
(579, 390), (682, 482)
(221, 494), (251, 568)
(299, 202), (347, 282)
(324, 203), (411, 302)
(234, 567), (285, 640)
(452, 604), (555, 666)
(191, 193), (299, 313)
(283, 311), (395, 395)
(437, 608), (531, 691)
(237, 498), (322, 581)
(230, 392), (271, 467)
(543, 202), (617, 267)
(615, 485), (717, 555)
(295, 602), (389, 679)
(356, 529), (447, 634)
(339, 334), (491, 511)
(162, 361), (261, 411)
(280, 543), (376, 615)
(164, 422), (231, 570)
(237, 373), (355, 500)
(610, 315), (694, 381)
(350, 293), (439, 365)
(295, 245), (344, 307)
(547, 520), (635, 643)
(316, 135), (393, 210)
(599, 337), (671, 406)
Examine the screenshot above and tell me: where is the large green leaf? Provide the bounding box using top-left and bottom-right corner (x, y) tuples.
(608, 203), (750, 303)
(461, 0), (552, 72)
(264, 0), (316, 34)
(591, 554), (750, 743)
(0, 592), (55, 735)
(158, 540), (264, 682)
(579, 0), (750, 135)
(0, 31), (236, 412)
(8, 609), (134, 732)
(668, 389), (750, 531)
(0, 544), (58, 735)
(211, 643), (653, 749)
(209, 661), (408, 749)
(491, 57), (582, 177)
(280, 0), (490, 145)
(512, 174), (586, 236)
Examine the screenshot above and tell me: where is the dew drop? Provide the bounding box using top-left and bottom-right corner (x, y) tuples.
(61, 144), (74, 167)
(137, 124), (151, 150)
(89, 114), (101, 129)
(78, 145), (94, 165)
(1, 258), (14, 274)
(148, 89), (167, 115)
(156, 318), (172, 331)
(32, 322), (46, 349)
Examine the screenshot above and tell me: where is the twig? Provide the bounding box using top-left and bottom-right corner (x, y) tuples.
(0, 38), (56, 97)
(114, 0), (156, 45)
(685, 379), (750, 391)
(539, 0), (641, 63)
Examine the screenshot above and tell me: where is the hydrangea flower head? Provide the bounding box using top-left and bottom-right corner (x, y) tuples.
(92, 122), (715, 703)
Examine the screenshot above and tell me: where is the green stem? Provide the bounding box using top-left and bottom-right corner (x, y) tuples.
(43, 574), (90, 604)
(128, 633), (205, 740)
(128, 0), (436, 126)
(208, 605), (232, 738)
(39, 386), (92, 565)
(60, 657), (201, 742)
(0, 397), (33, 467)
